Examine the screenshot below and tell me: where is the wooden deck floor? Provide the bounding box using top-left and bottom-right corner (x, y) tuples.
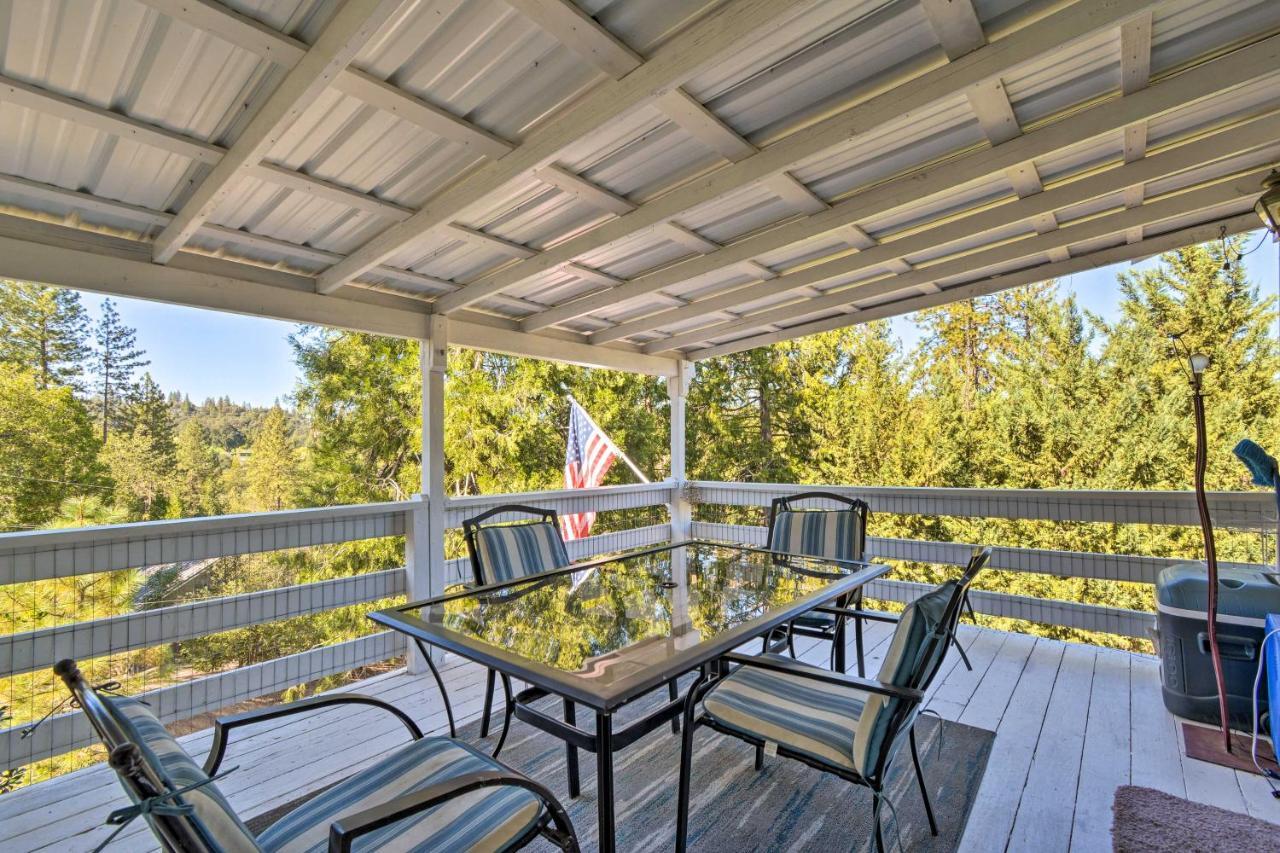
(3, 624), (1277, 851)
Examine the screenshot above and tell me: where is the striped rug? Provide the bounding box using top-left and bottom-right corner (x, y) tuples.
(464, 693), (994, 852)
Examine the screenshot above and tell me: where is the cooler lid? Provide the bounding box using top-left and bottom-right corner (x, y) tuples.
(1155, 562), (1280, 624)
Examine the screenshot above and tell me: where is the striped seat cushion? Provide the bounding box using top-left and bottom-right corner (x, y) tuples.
(703, 654), (870, 771)
(475, 521), (569, 584)
(105, 695), (262, 852)
(768, 509), (862, 562)
(852, 582), (954, 776)
(256, 737), (543, 853)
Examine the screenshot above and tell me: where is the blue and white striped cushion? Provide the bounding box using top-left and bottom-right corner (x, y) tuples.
(768, 509), (862, 562)
(475, 521), (569, 584)
(257, 737), (543, 853)
(852, 582), (954, 775)
(105, 696), (262, 852)
(703, 654), (869, 771)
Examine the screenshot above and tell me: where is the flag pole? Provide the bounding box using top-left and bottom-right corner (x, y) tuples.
(568, 395), (649, 483)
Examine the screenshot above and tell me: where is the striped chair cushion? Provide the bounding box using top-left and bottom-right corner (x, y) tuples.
(257, 737), (543, 853)
(852, 581), (954, 777)
(768, 509), (862, 562)
(105, 695), (262, 852)
(703, 654), (870, 771)
(474, 521), (569, 584)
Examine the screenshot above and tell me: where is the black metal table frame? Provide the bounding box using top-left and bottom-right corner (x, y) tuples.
(369, 540), (888, 853)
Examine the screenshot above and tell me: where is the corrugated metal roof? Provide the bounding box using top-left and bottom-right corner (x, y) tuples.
(0, 0), (1277, 365)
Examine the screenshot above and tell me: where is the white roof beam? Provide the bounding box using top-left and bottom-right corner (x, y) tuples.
(447, 224), (537, 259)
(654, 89), (757, 162)
(647, 171), (1266, 353)
(501, 0), (642, 79)
(691, 212), (1259, 361)
(152, 0), (411, 264)
(533, 165), (636, 216)
(1121, 12), (1154, 245)
(564, 263), (625, 289)
(920, 0), (986, 60)
(0, 74), (419, 224)
(545, 32), (1278, 337)
(138, 0), (510, 158)
(0, 212), (676, 376)
(967, 78), (1021, 145)
(314, 0), (801, 296)
(0, 171), (549, 312)
(762, 172), (829, 215)
(441, 0), (1161, 321)
(592, 111), (1280, 345)
(661, 222), (721, 254)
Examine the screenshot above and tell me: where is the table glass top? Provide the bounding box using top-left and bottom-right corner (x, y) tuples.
(395, 542), (875, 689)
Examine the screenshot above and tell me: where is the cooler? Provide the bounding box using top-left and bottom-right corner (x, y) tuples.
(1154, 563), (1280, 727)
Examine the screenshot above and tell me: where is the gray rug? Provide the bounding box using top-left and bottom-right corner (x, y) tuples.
(467, 692), (994, 852)
(1112, 785), (1280, 852)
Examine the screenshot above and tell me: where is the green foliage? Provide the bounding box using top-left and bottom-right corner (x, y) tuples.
(0, 280), (91, 391)
(91, 299), (149, 443)
(0, 369), (102, 530)
(171, 420), (224, 517)
(244, 406), (299, 512)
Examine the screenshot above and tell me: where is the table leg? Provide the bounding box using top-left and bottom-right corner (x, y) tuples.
(834, 606), (848, 674)
(563, 699), (580, 799)
(595, 711), (616, 853)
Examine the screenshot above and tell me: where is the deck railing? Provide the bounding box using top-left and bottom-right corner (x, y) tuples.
(1, 479), (1273, 779)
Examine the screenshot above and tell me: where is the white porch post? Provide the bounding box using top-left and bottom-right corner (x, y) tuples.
(668, 359), (694, 540)
(406, 316), (448, 673)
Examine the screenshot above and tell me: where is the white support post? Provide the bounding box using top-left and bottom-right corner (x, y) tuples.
(668, 360), (694, 541)
(408, 315), (449, 672)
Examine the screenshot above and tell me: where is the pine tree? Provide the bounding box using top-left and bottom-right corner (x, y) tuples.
(102, 423), (172, 520)
(0, 280), (91, 390)
(245, 406), (298, 511)
(122, 374), (176, 459)
(91, 299), (149, 443)
(172, 420), (223, 517)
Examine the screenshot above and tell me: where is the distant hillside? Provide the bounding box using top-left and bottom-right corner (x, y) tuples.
(167, 393), (304, 451)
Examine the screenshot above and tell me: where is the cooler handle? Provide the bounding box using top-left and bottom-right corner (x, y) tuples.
(1196, 631), (1257, 661)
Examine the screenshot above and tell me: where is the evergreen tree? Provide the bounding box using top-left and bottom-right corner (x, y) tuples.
(172, 420), (223, 517)
(0, 369), (102, 530)
(0, 280), (91, 390)
(102, 423), (172, 520)
(92, 299), (149, 443)
(122, 374), (176, 459)
(245, 406), (298, 512)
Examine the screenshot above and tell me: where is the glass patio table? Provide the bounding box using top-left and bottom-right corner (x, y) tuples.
(370, 540), (888, 852)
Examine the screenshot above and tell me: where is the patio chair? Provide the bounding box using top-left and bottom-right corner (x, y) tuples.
(762, 491), (872, 673)
(53, 659), (578, 853)
(821, 547), (993, 674)
(463, 504), (573, 745)
(674, 566), (977, 853)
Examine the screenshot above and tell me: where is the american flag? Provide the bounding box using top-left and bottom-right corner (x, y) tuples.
(561, 398), (619, 540)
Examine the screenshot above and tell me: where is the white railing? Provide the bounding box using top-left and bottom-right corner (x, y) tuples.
(688, 481), (1276, 640)
(0, 482), (676, 773)
(2, 477), (1272, 776)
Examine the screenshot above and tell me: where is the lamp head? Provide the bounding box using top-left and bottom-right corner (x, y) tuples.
(1258, 170), (1280, 235)
(1190, 353), (1210, 375)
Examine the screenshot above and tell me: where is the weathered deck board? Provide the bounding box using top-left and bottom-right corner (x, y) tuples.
(3, 627), (1275, 852)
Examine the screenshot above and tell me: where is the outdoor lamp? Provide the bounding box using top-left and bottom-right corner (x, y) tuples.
(1190, 353), (1210, 375)
(1258, 170), (1280, 235)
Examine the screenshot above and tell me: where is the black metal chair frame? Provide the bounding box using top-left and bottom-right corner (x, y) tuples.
(762, 492), (872, 674)
(675, 551), (988, 853)
(54, 659), (579, 853)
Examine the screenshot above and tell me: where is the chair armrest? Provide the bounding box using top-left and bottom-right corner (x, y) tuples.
(327, 769), (578, 853)
(203, 695), (423, 776)
(814, 605), (900, 624)
(720, 652), (924, 702)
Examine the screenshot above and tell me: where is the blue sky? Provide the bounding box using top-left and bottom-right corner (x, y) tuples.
(81, 229), (1279, 406)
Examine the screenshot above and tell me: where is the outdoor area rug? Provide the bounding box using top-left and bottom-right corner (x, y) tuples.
(1112, 785), (1280, 852)
(460, 692), (994, 852)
